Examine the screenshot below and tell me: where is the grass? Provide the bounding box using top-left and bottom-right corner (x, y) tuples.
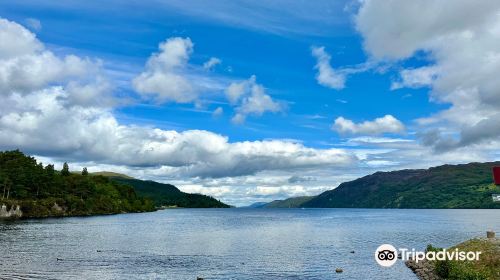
(429, 238), (499, 280)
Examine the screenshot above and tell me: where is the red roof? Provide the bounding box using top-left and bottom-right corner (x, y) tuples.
(493, 167), (500, 185)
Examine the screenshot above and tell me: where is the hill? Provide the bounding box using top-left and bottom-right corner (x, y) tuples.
(110, 177), (230, 208)
(0, 150), (154, 219)
(302, 162), (500, 208)
(264, 196), (314, 208)
(91, 171), (134, 179)
(241, 202), (269, 208)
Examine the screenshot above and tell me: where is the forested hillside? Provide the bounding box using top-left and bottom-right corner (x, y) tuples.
(0, 150), (154, 218)
(303, 162), (500, 208)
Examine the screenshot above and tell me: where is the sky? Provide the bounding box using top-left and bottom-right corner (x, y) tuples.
(1, 0), (500, 206)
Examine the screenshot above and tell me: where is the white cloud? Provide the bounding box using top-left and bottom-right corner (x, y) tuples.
(226, 75), (283, 124)
(355, 0), (500, 60)
(225, 78), (247, 104)
(175, 184), (233, 197)
(391, 66), (439, 90)
(332, 115), (405, 135)
(356, 0), (500, 150)
(203, 57), (221, 70)
(0, 18), (42, 60)
(311, 46), (346, 90)
(132, 37), (197, 103)
(0, 17), (110, 107)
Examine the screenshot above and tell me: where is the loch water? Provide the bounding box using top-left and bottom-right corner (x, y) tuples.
(0, 208), (498, 279)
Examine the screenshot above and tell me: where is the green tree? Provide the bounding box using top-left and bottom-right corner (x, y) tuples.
(82, 167), (88, 176)
(45, 164), (55, 177)
(61, 162), (70, 176)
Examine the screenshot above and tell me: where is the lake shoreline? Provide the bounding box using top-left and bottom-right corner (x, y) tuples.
(0, 201), (157, 221)
(2, 206), (500, 221)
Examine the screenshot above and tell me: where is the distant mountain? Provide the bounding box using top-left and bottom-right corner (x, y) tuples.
(242, 196), (314, 208)
(264, 196), (314, 208)
(303, 162), (500, 209)
(110, 177), (230, 208)
(242, 202), (269, 208)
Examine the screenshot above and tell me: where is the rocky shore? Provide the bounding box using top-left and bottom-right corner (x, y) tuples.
(406, 257), (443, 280)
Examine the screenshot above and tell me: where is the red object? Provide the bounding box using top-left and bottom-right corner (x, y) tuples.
(493, 167), (500, 185)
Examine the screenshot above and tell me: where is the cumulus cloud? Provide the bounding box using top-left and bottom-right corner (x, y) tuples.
(225, 78), (247, 104)
(203, 57), (221, 70)
(356, 0), (500, 60)
(356, 0), (500, 150)
(0, 18), (109, 107)
(332, 115), (405, 135)
(133, 37), (197, 103)
(225, 75), (283, 124)
(0, 18), (42, 60)
(311, 46), (346, 90)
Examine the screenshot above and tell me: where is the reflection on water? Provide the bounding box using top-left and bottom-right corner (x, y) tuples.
(0, 209), (499, 279)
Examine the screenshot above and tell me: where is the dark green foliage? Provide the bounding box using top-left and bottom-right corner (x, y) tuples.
(433, 258), (487, 280)
(112, 178), (230, 208)
(82, 167), (88, 176)
(61, 162), (70, 176)
(303, 162), (500, 208)
(0, 150), (154, 218)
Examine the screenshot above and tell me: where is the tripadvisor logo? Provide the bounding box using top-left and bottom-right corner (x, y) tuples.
(375, 244), (482, 267)
(375, 244), (398, 267)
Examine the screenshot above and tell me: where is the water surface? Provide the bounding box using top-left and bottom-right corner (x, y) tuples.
(1, 209), (499, 279)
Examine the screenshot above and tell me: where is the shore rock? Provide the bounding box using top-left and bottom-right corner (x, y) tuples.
(0, 204), (22, 219)
(405, 259), (442, 280)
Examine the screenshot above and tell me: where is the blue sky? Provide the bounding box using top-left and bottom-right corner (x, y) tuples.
(1, 1), (500, 205)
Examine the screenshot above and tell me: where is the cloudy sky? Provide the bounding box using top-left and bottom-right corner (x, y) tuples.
(1, 0), (500, 206)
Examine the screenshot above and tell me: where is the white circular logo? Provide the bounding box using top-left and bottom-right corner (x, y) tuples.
(375, 244), (398, 267)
